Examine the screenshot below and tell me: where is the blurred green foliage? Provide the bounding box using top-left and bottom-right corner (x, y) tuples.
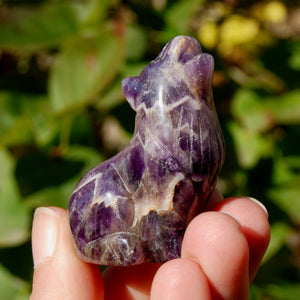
(0, 0), (299, 298)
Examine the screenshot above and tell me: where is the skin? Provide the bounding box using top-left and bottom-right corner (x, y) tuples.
(30, 191), (270, 300)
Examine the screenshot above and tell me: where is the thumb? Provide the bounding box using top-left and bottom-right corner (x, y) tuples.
(30, 207), (104, 300)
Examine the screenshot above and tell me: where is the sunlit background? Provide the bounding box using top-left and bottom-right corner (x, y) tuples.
(0, 0), (300, 298)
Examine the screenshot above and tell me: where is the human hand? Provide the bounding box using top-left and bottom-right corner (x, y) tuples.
(30, 191), (270, 300)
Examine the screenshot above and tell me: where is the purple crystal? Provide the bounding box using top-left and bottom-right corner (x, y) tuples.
(68, 35), (225, 266)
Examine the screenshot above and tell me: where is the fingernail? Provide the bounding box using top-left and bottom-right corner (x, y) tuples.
(32, 207), (59, 268)
(247, 197), (269, 217)
(220, 211), (242, 228)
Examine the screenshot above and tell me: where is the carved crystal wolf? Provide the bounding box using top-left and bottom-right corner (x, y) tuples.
(68, 36), (225, 266)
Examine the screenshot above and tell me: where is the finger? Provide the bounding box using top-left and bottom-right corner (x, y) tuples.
(103, 263), (160, 299)
(182, 211), (250, 300)
(213, 197), (270, 281)
(150, 258), (211, 300)
(30, 207), (104, 300)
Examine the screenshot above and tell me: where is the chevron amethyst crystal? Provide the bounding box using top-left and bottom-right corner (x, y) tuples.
(68, 36), (225, 266)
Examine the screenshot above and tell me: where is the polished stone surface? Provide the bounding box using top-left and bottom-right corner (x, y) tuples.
(68, 35), (225, 265)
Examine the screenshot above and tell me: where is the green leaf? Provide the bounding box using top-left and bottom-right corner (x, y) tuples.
(25, 146), (103, 209)
(13, 93), (56, 146)
(0, 92), (57, 148)
(228, 122), (274, 168)
(25, 178), (77, 209)
(288, 41), (300, 71)
(49, 25), (125, 113)
(94, 79), (125, 112)
(0, 150), (30, 247)
(0, 264), (30, 300)
(95, 60), (147, 112)
(125, 25), (147, 61)
(268, 155), (300, 222)
(0, 93), (33, 147)
(262, 222), (291, 264)
(0, 3), (80, 51)
(64, 145), (104, 174)
(0, 118), (33, 148)
(268, 186), (300, 223)
(78, 0), (120, 26)
(232, 89), (300, 133)
(165, 0), (204, 34)
(267, 90), (300, 125)
(265, 283), (300, 300)
(272, 155), (300, 186)
(231, 89), (274, 133)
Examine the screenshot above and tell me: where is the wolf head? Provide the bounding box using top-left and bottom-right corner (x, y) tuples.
(122, 36), (215, 113)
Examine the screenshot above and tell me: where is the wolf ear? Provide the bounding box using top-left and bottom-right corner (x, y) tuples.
(121, 77), (141, 111)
